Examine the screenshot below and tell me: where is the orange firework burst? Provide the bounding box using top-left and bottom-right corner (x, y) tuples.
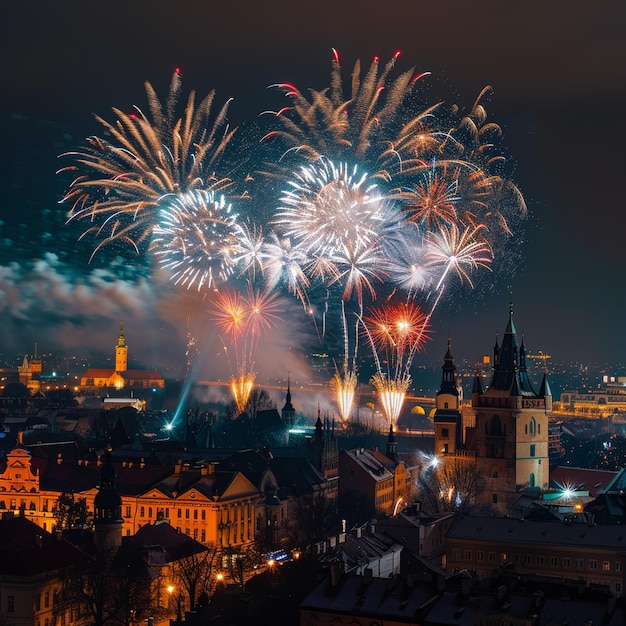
(362, 301), (431, 426)
(210, 287), (282, 413)
(331, 368), (358, 427)
(365, 302), (431, 357)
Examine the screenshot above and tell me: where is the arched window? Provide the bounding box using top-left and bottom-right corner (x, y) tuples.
(529, 472), (536, 488)
(529, 417), (536, 436)
(490, 415), (502, 436)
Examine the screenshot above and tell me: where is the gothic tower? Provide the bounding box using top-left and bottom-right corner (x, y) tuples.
(433, 338), (463, 456)
(115, 321), (128, 372)
(473, 303), (551, 514)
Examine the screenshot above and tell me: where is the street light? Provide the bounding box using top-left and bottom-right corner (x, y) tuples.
(166, 585), (175, 616)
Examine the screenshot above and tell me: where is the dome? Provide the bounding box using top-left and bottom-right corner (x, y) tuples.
(411, 405), (426, 415)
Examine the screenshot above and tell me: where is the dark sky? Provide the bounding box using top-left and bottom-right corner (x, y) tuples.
(1, 0), (625, 384)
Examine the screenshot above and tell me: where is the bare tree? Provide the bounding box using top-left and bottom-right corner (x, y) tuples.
(173, 544), (219, 612)
(417, 457), (485, 515)
(289, 490), (338, 546)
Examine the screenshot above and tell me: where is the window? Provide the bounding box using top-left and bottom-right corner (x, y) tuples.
(177, 508), (182, 518)
(148, 507), (152, 518)
(590, 559), (598, 570)
(489, 552), (496, 562)
(603, 561), (610, 571)
(140, 506), (145, 518)
(125, 505), (131, 518)
(616, 561), (623, 572)
(35, 593), (41, 611)
(563, 557), (571, 568)
(576, 559), (584, 569)
(464, 550), (472, 560)
(185, 509), (190, 519)
(201, 529), (206, 543)
(529, 417), (536, 435)
(512, 554), (519, 563)
(453, 548), (461, 560)
(525, 554), (532, 565)
(536, 555), (544, 566)
(45, 590), (50, 608)
(493, 494), (498, 504)
(7, 596), (15, 613)
(201, 510), (206, 521)
(530, 444), (536, 457)
(194, 510), (198, 520)
(442, 428), (449, 437)
(550, 557), (558, 567)
(477, 551), (484, 562)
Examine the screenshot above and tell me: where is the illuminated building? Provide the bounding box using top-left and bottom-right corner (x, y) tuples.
(557, 376), (626, 418)
(433, 303), (552, 514)
(79, 322), (164, 392)
(17, 345), (42, 393)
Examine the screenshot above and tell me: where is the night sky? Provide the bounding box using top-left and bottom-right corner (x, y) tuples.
(1, 1), (625, 388)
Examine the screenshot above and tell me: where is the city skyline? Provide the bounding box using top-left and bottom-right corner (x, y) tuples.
(1, 1), (624, 389)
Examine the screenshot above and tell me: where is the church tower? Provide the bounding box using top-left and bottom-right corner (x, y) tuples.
(473, 302), (551, 514)
(115, 321), (128, 372)
(433, 338), (463, 456)
(94, 446), (123, 551)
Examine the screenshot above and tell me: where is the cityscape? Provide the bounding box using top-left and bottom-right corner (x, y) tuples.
(2, 2), (626, 626)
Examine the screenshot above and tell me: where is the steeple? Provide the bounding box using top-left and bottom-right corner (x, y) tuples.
(433, 339), (464, 456)
(437, 337), (458, 398)
(115, 321), (128, 372)
(281, 373), (295, 427)
(386, 423), (398, 462)
(488, 301), (536, 395)
(94, 446), (123, 550)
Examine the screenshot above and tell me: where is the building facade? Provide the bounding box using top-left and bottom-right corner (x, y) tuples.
(446, 515), (626, 597)
(433, 304), (553, 515)
(79, 323), (164, 391)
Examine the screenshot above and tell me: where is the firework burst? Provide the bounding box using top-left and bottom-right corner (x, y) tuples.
(262, 50), (447, 178)
(210, 287), (282, 413)
(151, 189), (243, 290)
(362, 302), (431, 426)
(59, 70), (237, 260)
(273, 158), (397, 302)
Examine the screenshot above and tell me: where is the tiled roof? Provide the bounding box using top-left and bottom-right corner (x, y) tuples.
(448, 514), (626, 550)
(0, 515), (84, 576)
(128, 520), (207, 563)
(120, 370), (163, 380)
(550, 466), (618, 497)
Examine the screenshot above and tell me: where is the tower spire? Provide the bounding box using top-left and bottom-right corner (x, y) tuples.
(115, 321), (128, 372)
